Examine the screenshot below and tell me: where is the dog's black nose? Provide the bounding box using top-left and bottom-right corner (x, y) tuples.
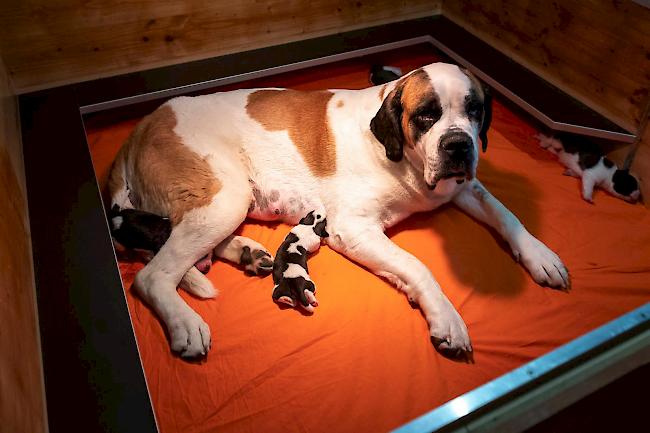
(440, 131), (472, 157)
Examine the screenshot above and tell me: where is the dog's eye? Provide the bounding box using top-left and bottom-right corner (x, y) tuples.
(467, 104), (483, 119)
(414, 108), (441, 125)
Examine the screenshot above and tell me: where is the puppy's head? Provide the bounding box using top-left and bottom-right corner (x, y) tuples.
(370, 63), (492, 190)
(299, 210), (329, 237)
(612, 169), (641, 203)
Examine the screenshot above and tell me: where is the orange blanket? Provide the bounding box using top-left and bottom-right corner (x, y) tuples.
(86, 48), (650, 433)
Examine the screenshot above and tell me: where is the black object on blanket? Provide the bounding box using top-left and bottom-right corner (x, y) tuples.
(370, 65), (403, 85)
(110, 207), (171, 252)
(108, 207), (213, 274)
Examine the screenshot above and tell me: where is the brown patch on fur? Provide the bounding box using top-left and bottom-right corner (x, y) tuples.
(399, 69), (436, 148)
(400, 69), (435, 113)
(106, 159), (125, 203)
(110, 105), (221, 225)
(336, 100), (344, 108)
(240, 246), (253, 265)
(246, 89), (336, 177)
(400, 111), (414, 147)
(378, 84), (387, 100)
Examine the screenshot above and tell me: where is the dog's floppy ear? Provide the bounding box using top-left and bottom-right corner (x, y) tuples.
(370, 85), (404, 162)
(479, 85), (492, 153)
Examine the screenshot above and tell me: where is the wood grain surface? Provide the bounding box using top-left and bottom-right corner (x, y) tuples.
(0, 57), (46, 433)
(443, 0), (650, 134)
(0, 0), (441, 93)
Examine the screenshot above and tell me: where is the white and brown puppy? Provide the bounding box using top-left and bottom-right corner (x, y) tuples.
(537, 133), (640, 203)
(272, 210), (328, 313)
(107, 63), (569, 359)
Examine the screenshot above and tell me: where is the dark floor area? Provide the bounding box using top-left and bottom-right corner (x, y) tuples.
(525, 362), (650, 433)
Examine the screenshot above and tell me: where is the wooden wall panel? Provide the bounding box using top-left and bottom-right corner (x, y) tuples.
(631, 122), (650, 206)
(0, 57), (46, 433)
(0, 0), (441, 93)
(0, 60), (25, 196)
(443, 0), (650, 134)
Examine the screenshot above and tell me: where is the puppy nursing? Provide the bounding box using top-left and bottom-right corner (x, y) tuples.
(112, 206), (329, 313)
(537, 133), (640, 203)
(107, 62), (570, 360)
(272, 211), (328, 313)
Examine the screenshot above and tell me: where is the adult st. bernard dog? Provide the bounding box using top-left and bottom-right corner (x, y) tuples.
(108, 63), (569, 360)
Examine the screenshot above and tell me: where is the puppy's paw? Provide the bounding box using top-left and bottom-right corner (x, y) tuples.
(581, 193), (595, 204)
(241, 246), (274, 276)
(272, 277), (318, 313)
(516, 234), (570, 290)
(167, 311), (211, 358)
(429, 299), (473, 362)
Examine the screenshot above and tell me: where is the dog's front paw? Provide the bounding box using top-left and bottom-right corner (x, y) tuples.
(167, 311), (211, 358)
(272, 277), (318, 313)
(515, 234), (570, 290)
(429, 298), (473, 362)
(241, 246), (274, 276)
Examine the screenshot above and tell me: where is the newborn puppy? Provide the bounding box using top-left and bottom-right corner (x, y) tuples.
(369, 65), (402, 85)
(110, 207), (171, 252)
(537, 132), (640, 203)
(110, 207), (213, 273)
(272, 211), (328, 313)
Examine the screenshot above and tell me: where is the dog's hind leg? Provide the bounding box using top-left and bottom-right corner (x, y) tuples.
(108, 208), (218, 299)
(134, 187), (250, 358)
(214, 235), (274, 276)
(107, 147), (135, 211)
(580, 171), (598, 203)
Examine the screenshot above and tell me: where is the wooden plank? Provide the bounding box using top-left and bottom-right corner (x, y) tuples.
(20, 85), (159, 433)
(631, 124), (650, 207)
(443, 0), (650, 134)
(0, 0), (441, 92)
(0, 57), (25, 194)
(0, 56), (46, 433)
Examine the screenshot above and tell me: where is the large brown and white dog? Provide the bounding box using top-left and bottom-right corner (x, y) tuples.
(108, 63), (570, 359)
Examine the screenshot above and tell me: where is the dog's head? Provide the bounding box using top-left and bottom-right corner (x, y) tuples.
(370, 63), (492, 190)
(611, 169), (641, 203)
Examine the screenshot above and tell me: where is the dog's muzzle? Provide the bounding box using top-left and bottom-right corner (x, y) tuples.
(426, 130), (475, 191)
(440, 130), (473, 165)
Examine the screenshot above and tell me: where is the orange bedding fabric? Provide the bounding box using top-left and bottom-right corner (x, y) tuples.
(86, 53), (650, 433)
